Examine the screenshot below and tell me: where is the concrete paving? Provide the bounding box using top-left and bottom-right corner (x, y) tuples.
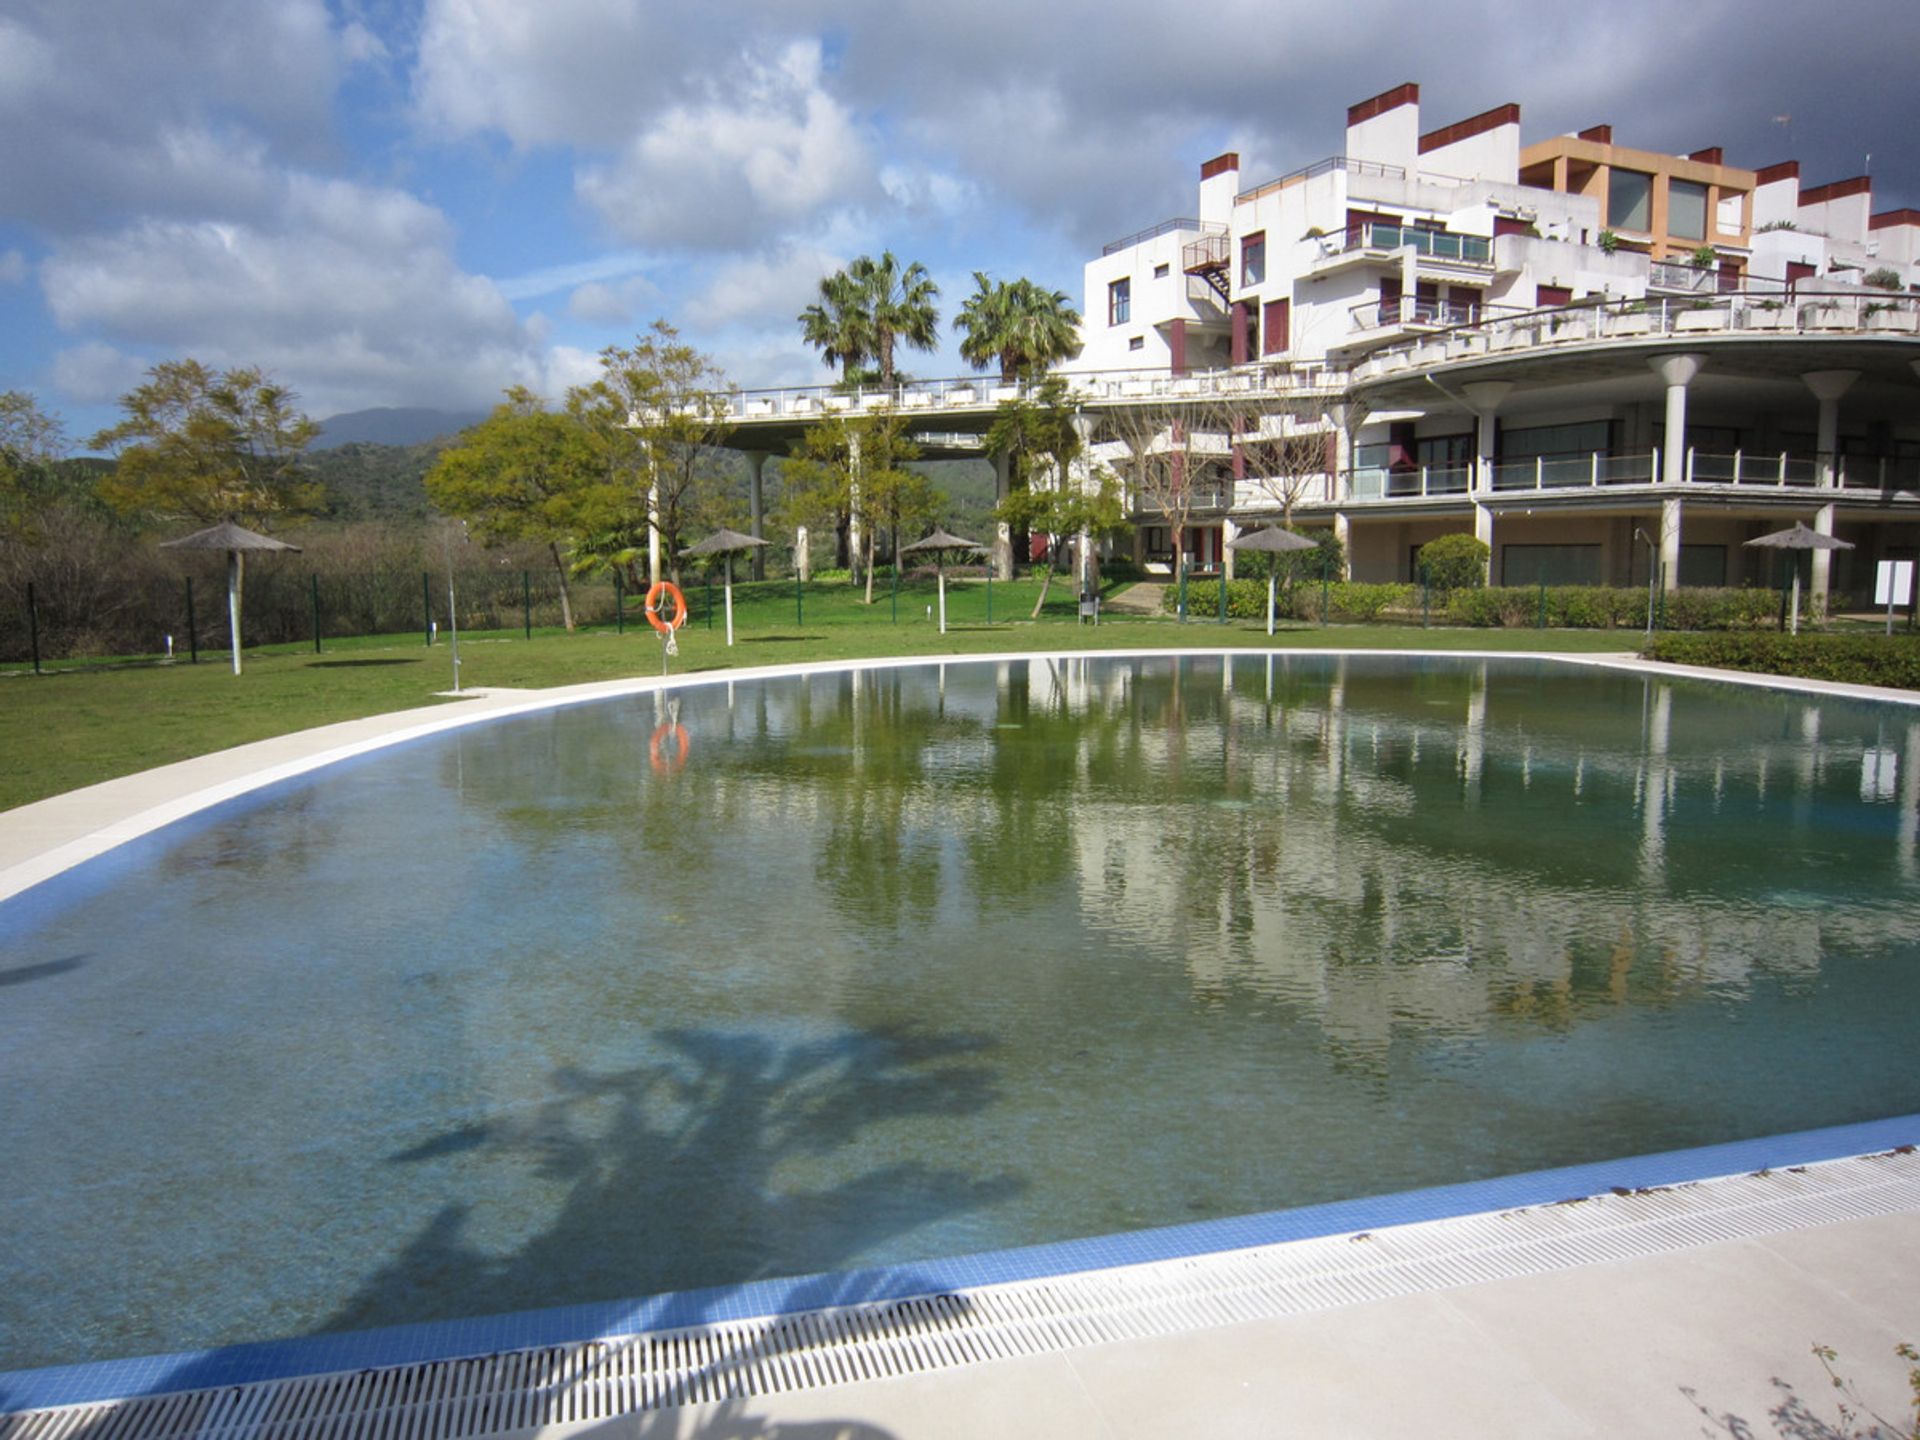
(538, 1212), (1920, 1439)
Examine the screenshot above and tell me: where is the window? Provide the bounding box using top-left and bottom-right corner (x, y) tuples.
(1108, 276), (1131, 325)
(1608, 168), (1653, 232)
(1153, 263), (1170, 279)
(1668, 179), (1708, 241)
(1241, 232), (1266, 288)
(1128, 336), (1145, 351)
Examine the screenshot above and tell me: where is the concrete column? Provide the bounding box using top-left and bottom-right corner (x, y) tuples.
(1332, 511), (1352, 579)
(746, 451), (768, 580)
(1473, 502), (1494, 580)
(990, 446), (1013, 580)
(1803, 370), (1858, 614)
(1660, 494), (1683, 593)
(1650, 353), (1706, 489)
(1460, 381), (1513, 495)
(1221, 516), (1238, 581)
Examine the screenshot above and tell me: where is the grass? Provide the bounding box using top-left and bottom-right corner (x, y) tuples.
(0, 576), (1637, 814)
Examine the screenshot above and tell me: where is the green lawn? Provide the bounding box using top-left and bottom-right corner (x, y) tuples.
(0, 576), (1637, 814)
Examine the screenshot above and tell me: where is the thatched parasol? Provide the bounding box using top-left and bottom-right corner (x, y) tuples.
(900, 529), (985, 634)
(1743, 522), (1854, 634)
(159, 522), (301, 675)
(1228, 525), (1319, 636)
(681, 528), (771, 647)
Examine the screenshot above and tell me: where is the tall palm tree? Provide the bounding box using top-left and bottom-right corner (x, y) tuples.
(955, 273), (1082, 383)
(848, 252), (939, 389)
(797, 270), (871, 383)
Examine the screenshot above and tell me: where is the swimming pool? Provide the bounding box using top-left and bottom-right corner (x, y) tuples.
(3, 653), (1917, 1376)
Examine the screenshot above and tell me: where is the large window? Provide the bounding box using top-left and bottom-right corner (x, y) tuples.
(1241, 232), (1266, 288)
(1108, 276), (1131, 326)
(1608, 168), (1653, 232)
(1668, 179), (1708, 241)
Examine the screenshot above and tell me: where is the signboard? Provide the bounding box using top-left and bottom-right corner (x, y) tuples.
(1876, 559), (1915, 607)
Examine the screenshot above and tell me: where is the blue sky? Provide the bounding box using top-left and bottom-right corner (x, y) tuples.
(4, 0), (1918, 444)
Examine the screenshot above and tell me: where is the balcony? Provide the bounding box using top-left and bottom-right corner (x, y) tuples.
(1348, 297), (1483, 334)
(1103, 217), (1221, 257)
(1347, 464), (1473, 500)
(1312, 222), (1494, 281)
(1647, 261), (1718, 295)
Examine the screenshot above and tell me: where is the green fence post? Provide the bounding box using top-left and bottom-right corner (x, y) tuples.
(186, 577), (199, 663)
(26, 580), (41, 675)
(796, 569), (804, 626)
(891, 562), (899, 624)
(1218, 564), (1228, 624)
(311, 574), (322, 654)
(1421, 564), (1431, 629)
(985, 568), (992, 624)
(615, 570), (624, 634)
(523, 571), (532, 639)
(1178, 558), (1188, 623)
(1321, 552), (1332, 628)
(1538, 577), (1547, 629)
(423, 572), (433, 646)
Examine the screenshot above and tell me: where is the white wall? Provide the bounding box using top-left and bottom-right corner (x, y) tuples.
(1420, 125), (1519, 184)
(1347, 100), (1420, 171)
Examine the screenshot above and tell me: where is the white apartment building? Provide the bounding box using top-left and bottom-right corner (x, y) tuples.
(1075, 82), (1920, 606)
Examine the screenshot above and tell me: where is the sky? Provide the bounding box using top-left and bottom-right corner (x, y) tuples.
(5, 0), (1919, 444)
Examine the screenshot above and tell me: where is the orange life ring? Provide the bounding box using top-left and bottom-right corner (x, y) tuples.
(644, 580), (688, 634)
(649, 722), (690, 774)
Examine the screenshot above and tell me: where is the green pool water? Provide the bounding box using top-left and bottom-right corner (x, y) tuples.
(2, 653), (1917, 1373)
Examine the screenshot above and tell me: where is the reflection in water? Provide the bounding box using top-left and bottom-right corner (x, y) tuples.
(2, 656), (1917, 1374)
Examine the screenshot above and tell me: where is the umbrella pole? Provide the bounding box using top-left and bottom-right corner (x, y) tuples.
(1790, 566), (1802, 636)
(938, 569), (947, 634)
(724, 555), (735, 647)
(1267, 574), (1276, 637)
(227, 548), (243, 676)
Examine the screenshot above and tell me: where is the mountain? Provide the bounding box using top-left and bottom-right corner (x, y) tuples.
(313, 407), (486, 449)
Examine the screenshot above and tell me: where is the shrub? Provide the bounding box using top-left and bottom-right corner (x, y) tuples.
(1864, 266), (1904, 291)
(1297, 582), (1418, 623)
(1417, 533), (1490, 592)
(1446, 585), (1776, 630)
(1162, 578), (1268, 619)
(1646, 632), (1920, 690)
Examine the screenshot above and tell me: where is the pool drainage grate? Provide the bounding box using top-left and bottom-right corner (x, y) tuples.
(6, 1147), (1918, 1440)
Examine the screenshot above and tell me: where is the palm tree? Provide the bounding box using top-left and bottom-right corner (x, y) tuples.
(797, 270), (871, 383)
(847, 252), (939, 389)
(955, 273), (1082, 383)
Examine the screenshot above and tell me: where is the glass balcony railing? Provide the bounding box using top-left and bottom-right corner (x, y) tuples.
(1343, 223), (1492, 264)
(1349, 297), (1482, 331)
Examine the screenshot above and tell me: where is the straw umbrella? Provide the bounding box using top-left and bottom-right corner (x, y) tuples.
(1227, 525), (1319, 636)
(1743, 522), (1854, 635)
(899, 529), (986, 634)
(680, 528), (770, 646)
(158, 521), (302, 675)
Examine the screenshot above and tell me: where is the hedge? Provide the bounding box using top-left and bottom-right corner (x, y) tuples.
(1161, 578), (1416, 623)
(1446, 585), (1777, 630)
(1645, 632), (1920, 689)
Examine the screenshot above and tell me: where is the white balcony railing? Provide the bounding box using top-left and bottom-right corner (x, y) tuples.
(1325, 449), (1920, 505)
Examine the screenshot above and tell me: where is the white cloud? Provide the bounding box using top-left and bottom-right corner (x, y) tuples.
(41, 175), (547, 415)
(494, 250), (654, 302)
(682, 244), (850, 331)
(51, 342), (148, 405)
(566, 276), (660, 324)
(576, 40), (874, 249)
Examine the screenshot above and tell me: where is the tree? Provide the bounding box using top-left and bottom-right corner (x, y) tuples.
(955, 273), (1082, 382)
(1417, 532), (1491, 591)
(0, 390), (71, 542)
(90, 360), (322, 530)
(797, 270), (872, 386)
(1238, 402), (1336, 532)
(1102, 397), (1237, 581)
(839, 252), (940, 389)
(569, 321), (731, 587)
(425, 388), (595, 629)
(783, 408), (937, 604)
